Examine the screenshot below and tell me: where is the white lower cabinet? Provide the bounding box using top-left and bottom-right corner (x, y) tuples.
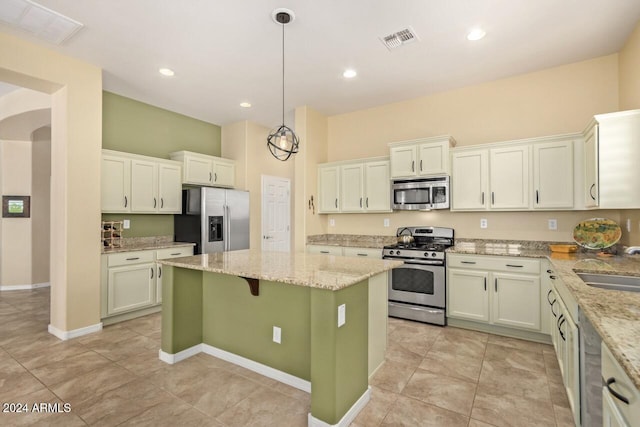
(101, 246), (193, 321)
(306, 245), (382, 258)
(447, 254), (542, 332)
(602, 342), (640, 427)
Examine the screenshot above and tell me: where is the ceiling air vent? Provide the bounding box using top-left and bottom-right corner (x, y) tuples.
(380, 27), (419, 50)
(0, 0), (83, 45)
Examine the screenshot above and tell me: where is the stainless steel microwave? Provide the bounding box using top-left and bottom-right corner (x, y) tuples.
(391, 176), (450, 210)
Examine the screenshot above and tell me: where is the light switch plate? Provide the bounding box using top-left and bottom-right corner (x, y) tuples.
(338, 304), (346, 327)
(383, 218), (390, 227)
(329, 219), (335, 227)
(273, 326), (281, 344)
(480, 219), (488, 229)
(123, 219), (130, 229)
(548, 219), (558, 230)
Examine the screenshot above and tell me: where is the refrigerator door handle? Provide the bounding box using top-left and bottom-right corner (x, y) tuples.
(225, 205), (230, 251)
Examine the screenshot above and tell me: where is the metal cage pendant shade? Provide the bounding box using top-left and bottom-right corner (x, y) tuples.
(267, 10), (299, 161)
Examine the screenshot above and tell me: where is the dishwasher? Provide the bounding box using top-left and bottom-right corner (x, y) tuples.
(579, 308), (602, 427)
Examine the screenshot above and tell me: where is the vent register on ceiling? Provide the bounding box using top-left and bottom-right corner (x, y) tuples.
(0, 0), (83, 44)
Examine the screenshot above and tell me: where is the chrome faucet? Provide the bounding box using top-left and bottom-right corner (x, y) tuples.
(625, 246), (640, 255)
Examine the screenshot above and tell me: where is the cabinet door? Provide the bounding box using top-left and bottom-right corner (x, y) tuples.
(584, 124), (599, 207)
(318, 166), (340, 213)
(390, 146), (417, 178)
(158, 163), (182, 213)
(341, 164), (364, 212)
(184, 155), (213, 185)
(364, 161), (391, 212)
(491, 273), (540, 331)
(418, 141), (447, 175)
(107, 263), (155, 315)
(533, 141), (573, 209)
(447, 268), (489, 322)
(131, 159), (158, 212)
(563, 311), (580, 423)
(213, 160), (235, 188)
(306, 245), (343, 255)
(490, 146), (530, 209)
(451, 150), (488, 210)
(101, 155), (131, 212)
(603, 388), (630, 427)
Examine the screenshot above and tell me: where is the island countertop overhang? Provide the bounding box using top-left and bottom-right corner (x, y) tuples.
(158, 249), (404, 290)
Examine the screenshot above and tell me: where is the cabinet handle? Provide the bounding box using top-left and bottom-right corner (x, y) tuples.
(366, 197), (369, 208)
(461, 261), (476, 264)
(158, 266), (162, 278)
(546, 289), (556, 305)
(357, 253), (367, 257)
(320, 250), (330, 254)
(484, 277), (487, 291)
(124, 196), (128, 207)
(589, 184), (596, 201)
(535, 190), (539, 204)
(170, 252), (181, 256)
(481, 192), (484, 205)
(335, 198), (338, 208)
(420, 159), (423, 172)
(153, 198), (157, 208)
(494, 278), (497, 292)
(411, 160), (415, 172)
(546, 269), (553, 274)
(360, 197), (362, 208)
(558, 317), (566, 341)
(214, 172), (217, 182)
(209, 172), (212, 182)
(491, 192), (495, 205)
(550, 275), (557, 280)
(550, 301), (557, 317)
(161, 198), (164, 208)
(605, 378), (630, 405)
(126, 257), (140, 261)
(150, 268), (154, 279)
(506, 264), (524, 268)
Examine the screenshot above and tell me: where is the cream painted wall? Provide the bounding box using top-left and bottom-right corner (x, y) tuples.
(0, 141), (32, 285)
(320, 54), (626, 242)
(32, 127), (50, 284)
(0, 32), (102, 333)
(619, 20), (640, 110)
(222, 121), (295, 250)
(294, 106), (328, 251)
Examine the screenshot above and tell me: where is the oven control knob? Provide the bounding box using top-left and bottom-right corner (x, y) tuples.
(395, 250), (401, 255)
(424, 252), (429, 257)
(432, 253), (437, 257)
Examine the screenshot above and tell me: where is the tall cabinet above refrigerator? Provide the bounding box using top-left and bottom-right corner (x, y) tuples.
(174, 187), (250, 254)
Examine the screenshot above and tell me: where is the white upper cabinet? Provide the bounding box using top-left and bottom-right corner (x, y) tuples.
(533, 140), (574, 209)
(451, 149), (488, 210)
(102, 150), (182, 214)
(585, 110), (640, 209)
(389, 136), (456, 178)
(318, 158), (391, 214)
(489, 145), (530, 210)
(170, 151), (235, 188)
(583, 122), (599, 208)
(102, 154), (131, 212)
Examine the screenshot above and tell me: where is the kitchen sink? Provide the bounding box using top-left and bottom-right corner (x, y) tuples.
(577, 273), (640, 293)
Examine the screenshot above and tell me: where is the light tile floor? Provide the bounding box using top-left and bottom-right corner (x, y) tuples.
(0, 288), (575, 426)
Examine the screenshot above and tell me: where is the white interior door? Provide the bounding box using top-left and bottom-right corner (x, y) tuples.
(261, 175), (291, 252)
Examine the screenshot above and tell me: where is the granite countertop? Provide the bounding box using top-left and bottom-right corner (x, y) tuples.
(159, 249), (403, 290)
(307, 234), (396, 249)
(102, 236), (195, 254)
(448, 239), (640, 390)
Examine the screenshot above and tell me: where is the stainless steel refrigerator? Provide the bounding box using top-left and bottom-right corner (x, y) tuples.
(174, 187), (250, 254)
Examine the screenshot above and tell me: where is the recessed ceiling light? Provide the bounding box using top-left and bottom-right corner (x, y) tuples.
(240, 102), (252, 108)
(158, 68), (175, 76)
(343, 69), (357, 79)
(467, 28), (486, 41)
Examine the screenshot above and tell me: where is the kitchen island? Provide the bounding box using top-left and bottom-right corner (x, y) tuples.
(158, 249), (402, 427)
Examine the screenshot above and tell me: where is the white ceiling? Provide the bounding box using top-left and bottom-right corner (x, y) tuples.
(2, 0), (640, 128)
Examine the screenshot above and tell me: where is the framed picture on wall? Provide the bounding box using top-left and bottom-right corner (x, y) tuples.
(2, 196), (31, 218)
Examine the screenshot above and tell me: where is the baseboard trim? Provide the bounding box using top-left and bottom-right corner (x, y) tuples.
(158, 344), (202, 364)
(447, 317), (552, 345)
(48, 322), (102, 341)
(0, 282), (50, 291)
(202, 344), (311, 393)
(307, 386), (371, 427)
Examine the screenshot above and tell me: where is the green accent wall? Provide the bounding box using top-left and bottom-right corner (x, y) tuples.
(161, 266), (203, 353)
(101, 91), (221, 237)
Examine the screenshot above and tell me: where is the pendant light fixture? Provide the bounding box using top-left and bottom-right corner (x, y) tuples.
(267, 8), (299, 161)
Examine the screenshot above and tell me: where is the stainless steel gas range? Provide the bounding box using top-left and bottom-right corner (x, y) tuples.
(382, 226), (454, 326)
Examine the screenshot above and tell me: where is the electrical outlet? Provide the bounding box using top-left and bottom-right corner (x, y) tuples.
(338, 304), (346, 327)
(123, 219), (130, 229)
(273, 326), (281, 344)
(329, 219), (335, 227)
(383, 218), (390, 227)
(548, 219), (558, 230)
(480, 218), (488, 229)
(627, 218), (632, 233)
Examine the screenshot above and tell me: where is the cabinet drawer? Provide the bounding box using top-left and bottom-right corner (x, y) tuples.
(343, 247), (382, 258)
(307, 245), (343, 256)
(447, 254), (540, 274)
(156, 246), (194, 260)
(107, 250), (154, 267)
(601, 343), (640, 424)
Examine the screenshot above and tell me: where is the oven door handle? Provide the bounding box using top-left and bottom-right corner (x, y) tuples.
(400, 259), (444, 266)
